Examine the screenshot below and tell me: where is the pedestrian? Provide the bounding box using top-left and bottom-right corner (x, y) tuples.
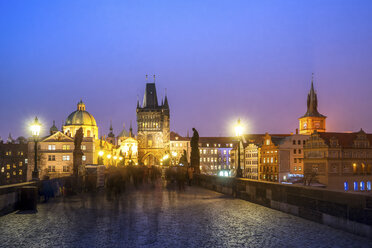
(187, 166), (194, 186)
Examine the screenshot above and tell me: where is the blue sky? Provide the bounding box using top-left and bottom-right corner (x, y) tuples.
(0, 0), (372, 139)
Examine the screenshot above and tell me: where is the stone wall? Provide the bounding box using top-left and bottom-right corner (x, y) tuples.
(195, 175), (372, 239)
(0, 182), (36, 216)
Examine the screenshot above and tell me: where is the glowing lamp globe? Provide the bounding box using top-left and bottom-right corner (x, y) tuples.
(30, 117), (41, 137)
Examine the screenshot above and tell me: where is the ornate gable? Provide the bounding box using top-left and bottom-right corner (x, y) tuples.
(41, 131), (74, 142)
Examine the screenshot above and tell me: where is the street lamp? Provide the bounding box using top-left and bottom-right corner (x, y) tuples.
(171, 151), (177, 166)
(30, 117), (41, 180)
(98, 150), (104, 165)
(235, 119), (243, 178)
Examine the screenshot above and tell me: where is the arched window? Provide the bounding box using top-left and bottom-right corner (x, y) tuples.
(367, 181), (371, 191)
(344, 181), (348, 191)
(87, 130), (91, 137)
(360, 181), (365, 191)
(353, 181), (358, 191)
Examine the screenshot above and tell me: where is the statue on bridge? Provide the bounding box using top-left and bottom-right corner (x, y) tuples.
(73, 127), (84, 179)
(190, 128), (200, 174)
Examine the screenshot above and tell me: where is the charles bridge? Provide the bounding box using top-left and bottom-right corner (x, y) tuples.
(0, 175), (371, 248)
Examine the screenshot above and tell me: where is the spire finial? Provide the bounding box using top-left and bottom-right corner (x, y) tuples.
(146, 74), (148, 81)
(153, 74), (156, 83)
(110, 120), (113, 131)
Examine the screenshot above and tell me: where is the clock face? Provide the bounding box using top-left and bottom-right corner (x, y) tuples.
(303, 122), (307, 129)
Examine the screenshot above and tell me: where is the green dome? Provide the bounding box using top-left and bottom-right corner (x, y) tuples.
(65, 101), (97, 126)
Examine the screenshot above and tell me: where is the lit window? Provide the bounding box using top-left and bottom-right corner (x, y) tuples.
(266, 140), (270, 145)
(180, 143), (182, 147)
(360, 181), (365, 191)
(82, 156), (86, 161)
(271, 158), (273, 163)
(13, 171), (16, 175)
(19, 170), (22, 175)
(19, 162), (23, 166)
(48, 145), (56, 150)
(200, 158), (202, 162)
(224, 150), (227, 155)
(63, 155), (70, 161)
(203, 150), (206, 154)
(206, 143), (209, 147)
(344, 182), (349, 191)
(6, 164), (10, 170)
(294, 166), (297, 171)
(263, 158), (266, 163)
(6, 172), (10, 179)
(1, 167), (4, 173)
(299, 166), (302, 171)
(367, 181), (371, 191)
(25, 159), (28, 164)
(218, 144), (221, 147)
(230, 144), (233, 147)
(354, 181), (358, 191)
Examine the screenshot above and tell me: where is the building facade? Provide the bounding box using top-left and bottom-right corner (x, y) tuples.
(299, 78), (326, 135)
(0, 139), (28, 185)
(278, 133), (309, 182)
(137, 82), (170, 166)
(303, 130), (372, 191)
(199, 137), (235, 175)
(170, 132), (190, 166)
(259, 133), (289, 182)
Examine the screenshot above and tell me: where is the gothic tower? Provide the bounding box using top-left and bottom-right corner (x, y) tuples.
(299, 76), (326, 134)
(137, 78), (170, 165)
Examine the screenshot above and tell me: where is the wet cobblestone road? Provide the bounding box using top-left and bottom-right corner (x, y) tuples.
(0, 183), (371, 248)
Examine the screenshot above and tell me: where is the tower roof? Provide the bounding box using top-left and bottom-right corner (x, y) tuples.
(142, 83), (159, 108)
(301, 76), (326, 118)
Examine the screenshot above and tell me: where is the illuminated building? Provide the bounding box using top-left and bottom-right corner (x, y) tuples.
(303, 129), (372, 191)
(136, 80), (170, 165)
(0, 136), (28, 185)
(199, 137), (235, 175)
(278, 132), (309, 182)
(170, 132), (190, 166)
(299, 77), (326, 135)
(63, 100), (99, 139)
(259, 133), (290, 182)
(118, 124), (138, 165)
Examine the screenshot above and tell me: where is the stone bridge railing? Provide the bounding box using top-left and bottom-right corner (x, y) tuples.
(195, 174), (372, 239)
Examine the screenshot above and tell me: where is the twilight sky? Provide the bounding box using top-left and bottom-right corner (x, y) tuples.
(1, 0), (372, 139)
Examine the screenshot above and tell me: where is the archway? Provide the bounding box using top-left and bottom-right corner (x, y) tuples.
(142, 153), (159, 166)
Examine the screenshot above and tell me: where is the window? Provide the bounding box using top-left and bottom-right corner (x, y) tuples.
(354, 181), (358, 191)
(224, 150), (227, 155)
(298, 149), (302, 154)
(203, 150), (206, 154)
(303, 140), (306, 145)
(206, 143), (209, 147)
(299, 166), (302, 171)
(6, 172), (10, 179)
(25, 159), (28, 164)
(48, 145), (56, 150)
(353, 163), (357, 173)
(230, 144), (233, 147)
(62, 155), (70, 161)
(294, 158), (297, 163)
(48, 155), (56, 161)
(200, 158), (202, 162)
(82, 156), (86, 161)
(344, 181), (349, 191)
(218, 144), (221, 147)
(48, 166), (56, 172)
(367, 181), (371, 191)
(63, 166), (69, 172)
(263, 158), (266, 163)
(19, 170), (22, 175)
(63, 145), (71, 150)
(270, 158), (273, 163)
(6, 164), (10, 170)
(294, 149), (296, 154)
(293, 140), (296, 145)
(1, 167), (4, 173)
(360, 181), (365, 191)
(298, 140), (301, 145)
(294, 166), (297, 171)
(19, 162), (23, 166)
(266, 140), (270, 145)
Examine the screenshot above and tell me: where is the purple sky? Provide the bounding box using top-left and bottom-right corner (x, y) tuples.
(1, 0), (372, 139)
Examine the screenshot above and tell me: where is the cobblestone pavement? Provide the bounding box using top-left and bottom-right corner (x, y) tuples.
(0, 182), (371, 248)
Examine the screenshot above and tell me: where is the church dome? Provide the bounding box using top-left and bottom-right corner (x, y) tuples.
(65, 100), (97, 126)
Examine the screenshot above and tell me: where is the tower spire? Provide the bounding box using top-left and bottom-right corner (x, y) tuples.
(163, 88), (169, 109)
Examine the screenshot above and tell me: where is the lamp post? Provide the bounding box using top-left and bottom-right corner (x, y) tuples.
(171, 151), (178, 166)
(30, 117), (41, 180)
(98, 150), (104, 165)
(235, 119), (243, 178)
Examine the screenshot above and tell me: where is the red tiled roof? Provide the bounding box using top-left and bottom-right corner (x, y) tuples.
(170, 131), (190, 141)
(317, 130), (372, 147)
